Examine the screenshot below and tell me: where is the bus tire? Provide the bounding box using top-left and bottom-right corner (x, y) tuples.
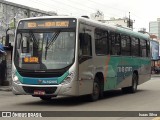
(129, 73), (138, 93)
(88, 77), (100, 102)
(40, 96), (52, 101)
(122, 73), (138, 93)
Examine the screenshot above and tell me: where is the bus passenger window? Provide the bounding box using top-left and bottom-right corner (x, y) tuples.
(121, 35), (131, 56)
(109, 32), (121, 55)
(115, 34), (121, 55)
(95, 28), (108, 55)
(131, 37), (140, 56)
(146, 41), (150, 57)
(79, 33), (92, 56)
(140, 39), (147, 57)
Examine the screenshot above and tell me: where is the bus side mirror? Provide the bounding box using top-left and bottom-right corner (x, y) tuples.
(2, 36), (6, 45)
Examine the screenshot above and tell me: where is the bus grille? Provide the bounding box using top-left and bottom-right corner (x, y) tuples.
(22, 86), (57, 94)
(19, 71), (64, 78)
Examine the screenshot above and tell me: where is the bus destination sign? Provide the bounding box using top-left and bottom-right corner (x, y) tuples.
(18, 18), (76, 29)
(27, 21), (69, 28)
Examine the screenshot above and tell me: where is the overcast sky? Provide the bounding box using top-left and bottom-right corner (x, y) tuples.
(5, 0), (160, 32)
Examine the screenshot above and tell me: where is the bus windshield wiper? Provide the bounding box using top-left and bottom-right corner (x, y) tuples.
(29, 32), (38, 48)
(45, 37), (49, 60)
(45, 31), (60, 60)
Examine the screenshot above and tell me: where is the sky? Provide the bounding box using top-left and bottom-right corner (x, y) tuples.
(5, 0), (160, 32)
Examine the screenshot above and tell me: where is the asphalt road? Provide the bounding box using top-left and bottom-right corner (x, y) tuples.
(0, 77), (160, 120)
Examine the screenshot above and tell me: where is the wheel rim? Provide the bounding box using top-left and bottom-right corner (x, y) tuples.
(133, 75), (137, 91)
(92, 82), (99, 100)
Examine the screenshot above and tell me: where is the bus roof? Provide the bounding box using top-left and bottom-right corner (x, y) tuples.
(77, 17), (150, 40)
(19, 16), (150, 40)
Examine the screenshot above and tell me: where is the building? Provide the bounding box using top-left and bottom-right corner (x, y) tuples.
(90, 10), (104, 21)
(99, 17), (134, 30)
(0, 0), (57, 45)
(149, 18), (160, 39)
(0, 0), (57, 85)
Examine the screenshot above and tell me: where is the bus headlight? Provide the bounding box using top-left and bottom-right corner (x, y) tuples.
(13, 75), (21, 84)
(61, 72), (75, 85)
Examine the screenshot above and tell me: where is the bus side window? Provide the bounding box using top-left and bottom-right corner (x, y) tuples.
(79, 33), (92, 57)
(95, 28), (108, 55)
(109, 32), (114, 55)
(121, 35), (131, 56)
(131, 37), (140, 57)
(147, 41), (150, 57)
(109, 32), (121, 55)
(115, 34), (121, 55)
(140, 39), (147, 57)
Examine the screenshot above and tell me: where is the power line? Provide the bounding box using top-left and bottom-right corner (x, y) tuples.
(66, 0), (124, 18)
(28, 0), (68, 14)
(47, 0), (94, 14)
(87, 0), (128, 12)
(31, 0), (93, 16)
(86, 0), (131, 18)
(44, 0), (120, 18)
(5, 0), (148, 27)
(66, 0), (117, 18)
(5, 0), (125, 19)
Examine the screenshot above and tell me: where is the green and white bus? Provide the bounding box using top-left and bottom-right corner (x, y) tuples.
(12, 16), (151, 101)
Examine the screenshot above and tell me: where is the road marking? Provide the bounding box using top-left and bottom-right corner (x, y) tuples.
(152, 117), (160, 120)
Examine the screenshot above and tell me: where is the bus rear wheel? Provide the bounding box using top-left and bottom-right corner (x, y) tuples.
(122, 73), (138, 93)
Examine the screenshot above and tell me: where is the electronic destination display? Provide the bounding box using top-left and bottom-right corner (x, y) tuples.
(18, 18), (76, 29)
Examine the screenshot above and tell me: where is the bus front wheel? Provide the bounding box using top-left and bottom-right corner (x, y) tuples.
(88, 77), (100, 101)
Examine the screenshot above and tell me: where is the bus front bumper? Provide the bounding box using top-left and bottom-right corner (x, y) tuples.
(12, 81), (78, 97)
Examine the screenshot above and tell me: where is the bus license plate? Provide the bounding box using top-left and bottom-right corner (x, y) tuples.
(34, 90), (45, 95)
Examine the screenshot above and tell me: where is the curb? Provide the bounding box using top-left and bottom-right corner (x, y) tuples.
(151, 75), (160, 77)
(0, 86), (11, 91)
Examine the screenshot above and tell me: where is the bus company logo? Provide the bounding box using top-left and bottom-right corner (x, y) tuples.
(38, 80), (42, 84)
(42, 80), (57, 84)
(118, 66), (133, 73)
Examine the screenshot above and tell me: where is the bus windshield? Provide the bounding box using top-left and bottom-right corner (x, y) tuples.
(14, 29), (75, 71)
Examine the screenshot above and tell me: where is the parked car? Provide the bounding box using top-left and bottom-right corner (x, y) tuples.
(0, 44), (7, 85)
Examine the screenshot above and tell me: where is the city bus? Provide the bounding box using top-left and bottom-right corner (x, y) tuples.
(12, 16), (151, 101)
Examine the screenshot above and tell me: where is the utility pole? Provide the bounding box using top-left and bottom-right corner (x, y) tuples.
(129, 12), (130, 28)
